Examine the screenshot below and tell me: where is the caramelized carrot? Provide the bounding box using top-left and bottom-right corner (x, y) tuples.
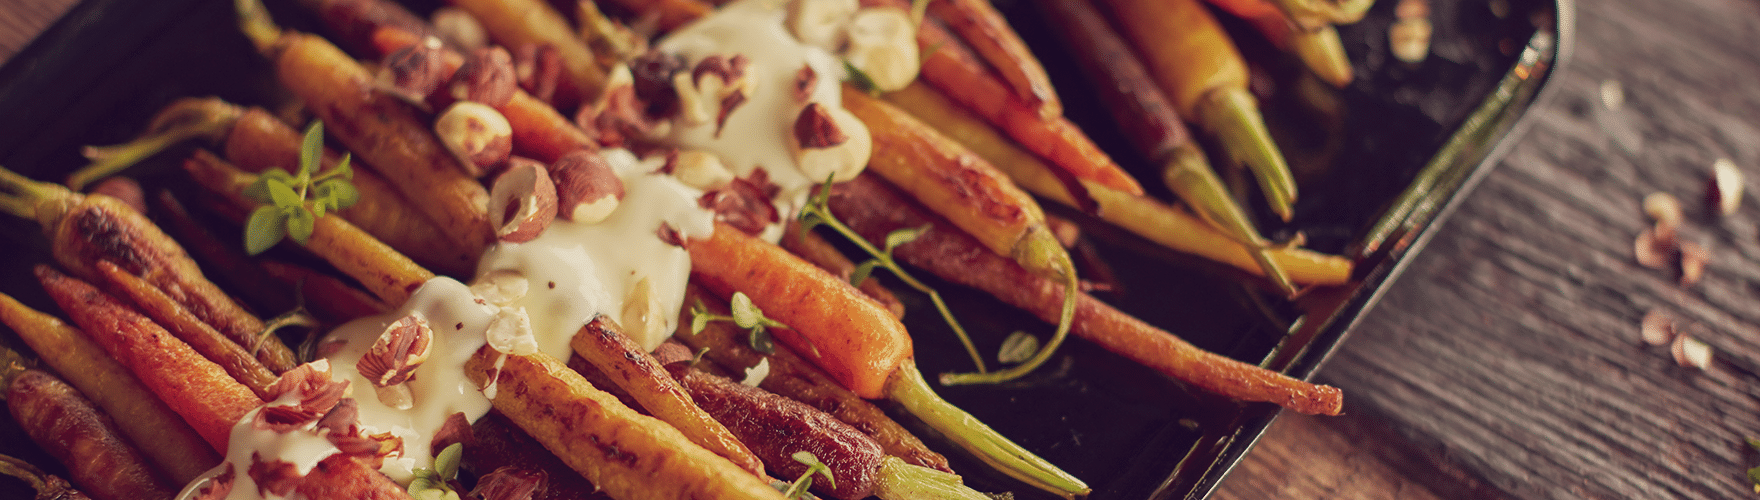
(925, 0), (1061, 118)
(238, 0), (495, 261)
(258, 259), (391, 323)
(223, 107), (478, 276)
(4, 368), (178, 500)
(779, 222), (905, 320)
(0, 167), (299, 373)
(597, 0), (714, 33)
(1101, 0), (1299, 220)
(0, 293), (219, 483)
(93, 261), (280, 400)
(685, 222), (1087, 498)
(35, 265), (263, 450)
(568, 316), (766, 476)
(462, 347), (787, 500)
(676, 285), (951, 473)
(879, 76), (1351, 285)
(829, 175), (1344, 415)
(182, 150), (435, 306)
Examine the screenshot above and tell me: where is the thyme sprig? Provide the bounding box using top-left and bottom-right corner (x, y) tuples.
(240, 121), (359, 255)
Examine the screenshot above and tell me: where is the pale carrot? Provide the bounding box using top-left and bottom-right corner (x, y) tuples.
(925, 0), (1061, 117)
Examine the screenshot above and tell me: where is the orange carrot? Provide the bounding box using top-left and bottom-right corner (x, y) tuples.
(35, 265), (262, 450)
(830, 175), (1344, 415)
(926, 0), (1060, 117)
(779, 222), (905, 320)
(4, 368), (178, 500)
(0, 292), (219, 483)
(685, 222), (1087, 498)
(93, 261), (281, 401)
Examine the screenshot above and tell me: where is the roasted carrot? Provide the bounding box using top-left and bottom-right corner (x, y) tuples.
(462, 347), (788, 500)
(685, 222), (1088, 498)
(238, 0), (496, 261)
(93, 261), (280, 400)
(3, 368), (177, 500)
(780, 221), (906, 320)
(878, 76), (1352, 285)
(1036, 0), (1296, 295)
(925, 0), (1060, 118)
(258, 259), (391, 323)
(445, 0), (606, 108)
(63, 98), (244, 191)
(296, 0), (435, 56)
(464, 411), (602, 500)
(669, 364), (991, 500)
(35, 265), (263, 450)
(569, 316), (767, 476)
(0, 453), (93, 500)
(292, 454), (417, 500)
(0, 293), (218, 483)
(829, 175), (1345, 415)
(1102, 0), (1300, 221)
(182, 150), (435, 306)
(0, 167), (299, 373)
(597, 0), (714, 34)
(676, 285), (951, 473)
(222, 107), (479, 276)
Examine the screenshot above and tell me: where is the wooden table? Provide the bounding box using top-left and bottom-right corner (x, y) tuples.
(4, 0), (1758, 498)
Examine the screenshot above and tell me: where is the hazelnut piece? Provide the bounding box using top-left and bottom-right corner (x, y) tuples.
(357, 315), (434, 410)
(488, 158), (559, 242)
(435, 101), (514, 176)
(549, 150), (626, 223)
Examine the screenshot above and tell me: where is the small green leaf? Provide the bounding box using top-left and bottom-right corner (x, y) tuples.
(843, 61), (878, 94)
(434, 442), (463, 480)
(730, 292), (762, 329)
(691, 347), (710, 365)
(330, 153), (352, 180)
(317, 178), (360, 210)
(749, 328), (776, 355)
(997, 331), (1040, 365)
(299, 121), (324, 179)
(285, 206), (316, 245)
(691, 313), (710, 335)
(1746, 436), (1760, 452)
(245, 205), (287, 255)
(884, 224), (929, 253)
(266, 177), (300, 208)
(849, 259), (880, 287)
(243, 177), (273, 204)
(792, 451), (836, 489)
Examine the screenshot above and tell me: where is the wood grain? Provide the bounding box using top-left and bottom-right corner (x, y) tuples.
(1224, 0), (1760, 497)
(0, 0), (75, 62)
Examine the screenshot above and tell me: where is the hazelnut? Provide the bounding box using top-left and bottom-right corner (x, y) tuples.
(357, 315), (434, 410)
(514, 43), (563, 105)
(470, 269), (530, 306)
(379, 37), (447, 103)
(486, 306), (539, 356)
(674, 55), (756, 135)
(447, 47), (518, 108)
(431, 7), (488, 52)
(436, 101), (514, 176)
(790, 103), (871, 183)
(843, 7), (919, 92)
(672, 150), (735, 190)
(793, 64), (819, 102)
(488, 158), (559, 242)
(787, 0), (857, 49)
(549, 150), (626, 223)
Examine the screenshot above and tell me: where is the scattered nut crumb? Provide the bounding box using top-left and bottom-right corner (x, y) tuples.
(1671, 334), (1713, 370)
(1710, 158), (1744, 217)
(1678, 241), (1708, 286)
(1640, 310), (1675, 346)
(1633, 228), (1672, 268)
(1599, 79), (1624, 111)
(1643, 192), (1682, 228)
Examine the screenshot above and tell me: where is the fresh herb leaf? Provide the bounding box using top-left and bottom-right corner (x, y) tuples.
(781, 451), (836, 499)
(238, 121), (358, 255)
(731, 292), (762, 329)
(407, 442), (465, 500)
(997, 331), (1039, 365)
(690, 293), (789, 355)
(433, 442), (463, 481)
(843, 61), (879, 94)
(849, 259), (881, 288)
(244, 205), (287, 255)
(883, 224), (929, 253)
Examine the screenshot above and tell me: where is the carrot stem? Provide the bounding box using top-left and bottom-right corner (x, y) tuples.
(65, 98), (244, 190)
(1197, 87), (1297, 221)
(884, 360), (1088, 500)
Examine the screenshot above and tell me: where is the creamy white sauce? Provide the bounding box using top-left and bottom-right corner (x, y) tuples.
(321, 277), (497, 482)
(659, 0), (850, 222)
(174, 404), (345, 500)
(478, 149), (714, 352)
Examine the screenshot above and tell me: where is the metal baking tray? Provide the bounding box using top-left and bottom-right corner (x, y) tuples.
(0, 0), (1567, 497)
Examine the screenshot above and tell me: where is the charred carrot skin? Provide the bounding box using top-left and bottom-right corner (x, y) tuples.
(926, 0), (1061, 118)
(675, 285), (952, 473)
(35, 265), (264, 450)
(463, 347), (789, 500)
(0, 293), (219, 484)
(5, 369), (178, 500)
(93, 261), (280, 401)
(258, 260), (391, 323)
(569, 316), (767, 476)
(670, 365), (885, 500)
(829, 176), (1344, 415)
(242, 13), (495, 260)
